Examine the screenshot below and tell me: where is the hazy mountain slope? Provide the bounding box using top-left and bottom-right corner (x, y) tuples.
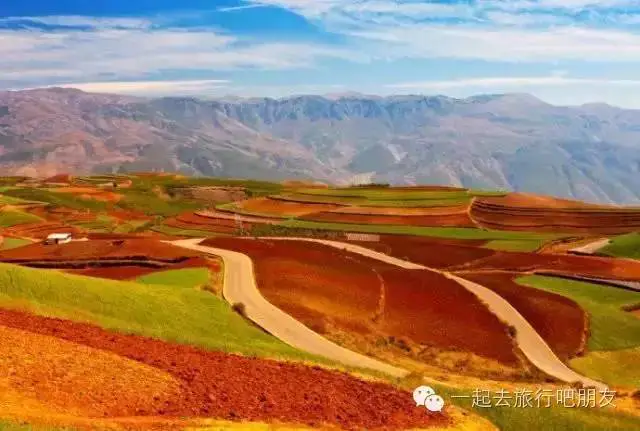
(2, 88), (640, 204)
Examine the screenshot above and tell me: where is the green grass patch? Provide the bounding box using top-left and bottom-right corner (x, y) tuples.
(116, 188), (201, 217)
(571, 347), (640, 388)
(1, 188), (108, 212)
(281, 219), (564, 242)
(517, 275), (640, 351)
(151, 224), (230, 237)
(295, 188), (472, 201)
(0, 193), (40, 205)
(600, 232), (640, 259)
(0, 262), (313, 362)
(0, 210), (42, 227)
(485, 239), (546, 252)
(1, 237), (31, 250)
(274, 193), (471, 207)
(434, 383), (640, 431)
(136, 267), (210, 289)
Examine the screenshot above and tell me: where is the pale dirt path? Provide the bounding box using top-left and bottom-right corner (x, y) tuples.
(568, 237), (611, 255)
(168, 238), (408, 378)
(265, 238), (607, 390)
(170, 237), (607, 389)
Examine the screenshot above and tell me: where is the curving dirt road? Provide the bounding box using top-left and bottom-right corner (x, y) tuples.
(168, 238), (408, 378)
(170, 237), (607, 390)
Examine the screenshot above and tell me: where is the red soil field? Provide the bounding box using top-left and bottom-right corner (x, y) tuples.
(460, 272), (586, 361)
(471, 193), (640, 234)
(302, 211), (476, 227)
(163, 212), (256, 234)
(0, 324), (182, 418)
(0, 309), (446, 430)
(50, 187), (121, 202)
(67, 256), (218, 280)
(236, 197), (344, 217)
(196, 209), (280, 225)
(0, 239), (197, 263)
(330, 204), (470, 216)
(203, 238), (521, 366)
(6, 222), (85, 240)
(43, 173), (73, 184)
(454, 251), (640, 281)
(350, 235), (495, 270)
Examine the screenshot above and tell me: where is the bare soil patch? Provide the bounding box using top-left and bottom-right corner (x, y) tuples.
(50, 187), (121, 202)
(330, 204), (469, 216)
(0, 309), (447, 430)
(237, 197), (344, 217)
(459, 272), (587, 361)
(203, 238), (521, 368)
(302, 211), (476, 227)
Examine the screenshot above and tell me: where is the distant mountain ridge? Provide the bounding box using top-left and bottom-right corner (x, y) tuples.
(2, 88), (640, 204)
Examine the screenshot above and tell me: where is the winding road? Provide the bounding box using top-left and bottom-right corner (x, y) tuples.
(170, 237), (607, 390)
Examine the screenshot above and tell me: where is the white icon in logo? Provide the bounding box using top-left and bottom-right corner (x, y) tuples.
(413, 386), (444, 412)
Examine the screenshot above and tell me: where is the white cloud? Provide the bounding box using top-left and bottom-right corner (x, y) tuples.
(0, 15), (152, 29)
(387, 76), (640, 90)
(50, 79), (230, 96)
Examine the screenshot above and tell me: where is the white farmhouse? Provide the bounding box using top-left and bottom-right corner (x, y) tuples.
(44, 233), (72, 245)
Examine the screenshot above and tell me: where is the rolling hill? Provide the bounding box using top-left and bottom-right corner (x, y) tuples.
(3, 88), (640, 204)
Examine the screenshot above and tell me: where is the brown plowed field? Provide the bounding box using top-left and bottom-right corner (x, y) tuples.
(6, 222), (85, 239)
(66, 256), (215, 280)
(351, 235), (495, 269)
(196, 209), (280, 225)
(50, 187), (121, 202)
(0, 324), (182, 418)
(0, 309), (446, 430)
(454, 251), (640, 281)
(163, 212), (254, 234)
(459, 272), (587, 361)
(0, 239), (197, 263)
(203, 238), (521, 366)
(302, 211), (476, 227)
(43, 174), (73, 184)
(329, 204), (470, 216)
(236, 197), (344, 217)
(471, 193), (640, 234)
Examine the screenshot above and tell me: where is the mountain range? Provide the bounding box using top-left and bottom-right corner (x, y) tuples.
(2, 88), (640, 204)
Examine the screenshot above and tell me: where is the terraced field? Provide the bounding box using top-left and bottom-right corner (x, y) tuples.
(471, 193), (640, 234)
(202, 237), (523, 373)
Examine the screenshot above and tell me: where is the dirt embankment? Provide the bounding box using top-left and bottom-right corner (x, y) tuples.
(0, 308), (446, 430)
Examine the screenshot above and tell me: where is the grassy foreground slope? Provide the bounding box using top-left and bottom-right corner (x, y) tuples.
(136, 267), (211, 289)
(0, 263), (311, 362)
(517, 275), (640, 387)
(601, 232), (640, 259)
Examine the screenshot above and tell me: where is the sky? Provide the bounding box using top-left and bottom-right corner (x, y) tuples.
(5, 1), (640, 106)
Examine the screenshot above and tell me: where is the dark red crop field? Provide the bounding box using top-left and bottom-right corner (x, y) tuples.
(203, 238), (520, 366)
(460, 272), (586, 360)
(302, 211), (476, 227)
(0, 309), (446, 430)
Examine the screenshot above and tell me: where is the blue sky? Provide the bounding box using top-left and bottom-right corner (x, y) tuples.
(4, 1), (640, 106)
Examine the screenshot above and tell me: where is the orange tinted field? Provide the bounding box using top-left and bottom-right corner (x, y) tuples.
(163, 212), (255, 235)
(471, 193), (640, 234)
(203, 238), (521, 366)
(460, 272), (587, 361)
(235, 197), (344, 217)
(5, 222), (85, 239)
(50, 187), (121, 202)
(454, 251), (640, 281)
(330, 204), (470, 216)
(302, 211), (476, 227)
(0, 309), (445, 430)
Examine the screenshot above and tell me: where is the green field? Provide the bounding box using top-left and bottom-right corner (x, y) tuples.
(600, 232), (640, 259)
(0, 188), (108, 212)
(151, 224), (230, 237)
(434, 383), (640, 431)
(517, 275), (640, 387)
(1, 237), (31, 250)
(0, 262), (313, 362)
(136, 267), (211, 289)
(281, 219), (564, 242)
(485, 239), (547, 252)
(0, 210), (42, 227)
